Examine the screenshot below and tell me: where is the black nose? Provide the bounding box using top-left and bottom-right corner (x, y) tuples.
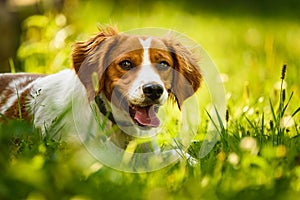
(142, 83), (164, 101)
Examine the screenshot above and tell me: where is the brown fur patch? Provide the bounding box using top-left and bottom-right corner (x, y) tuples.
(0, 74), (44, 119)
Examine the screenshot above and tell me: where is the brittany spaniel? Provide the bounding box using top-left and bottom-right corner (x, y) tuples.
(0, 26), (202, 152)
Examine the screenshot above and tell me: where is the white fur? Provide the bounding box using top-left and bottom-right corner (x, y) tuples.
(28, 69), (98, 142)
(139, 37), (152, 66)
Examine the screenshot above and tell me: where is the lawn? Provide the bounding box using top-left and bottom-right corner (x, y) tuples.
(1, 1), (300, 199)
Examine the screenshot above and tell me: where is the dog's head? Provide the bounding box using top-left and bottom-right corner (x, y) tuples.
(72, 26), (202, 129)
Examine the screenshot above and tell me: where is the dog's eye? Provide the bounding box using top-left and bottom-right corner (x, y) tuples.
(157, 61), (170, 70)
(119, 60), (133, 70)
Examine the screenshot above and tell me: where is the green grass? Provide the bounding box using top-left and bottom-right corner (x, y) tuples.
(1, 1), (300, 199)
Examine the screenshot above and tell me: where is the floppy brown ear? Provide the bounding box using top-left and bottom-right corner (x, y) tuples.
(164, 39), (202, 109)
(72, 26), (118, 100)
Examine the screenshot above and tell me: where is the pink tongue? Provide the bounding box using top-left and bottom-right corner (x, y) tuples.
(134, 106), (160, 127)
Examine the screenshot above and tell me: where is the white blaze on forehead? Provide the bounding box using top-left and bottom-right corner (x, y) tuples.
(139, 37), (152, 66)
(127, 37), (168, 105)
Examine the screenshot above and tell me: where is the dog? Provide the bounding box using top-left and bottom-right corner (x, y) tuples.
(0, 26), (202, 159)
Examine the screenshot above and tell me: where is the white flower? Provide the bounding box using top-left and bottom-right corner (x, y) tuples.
(281, 115), (294, 128)
(240, 137), (259, 155)
(228, 152), (239, 166)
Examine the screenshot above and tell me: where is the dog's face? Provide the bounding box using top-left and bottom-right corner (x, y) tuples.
(72, 27), (202, 129)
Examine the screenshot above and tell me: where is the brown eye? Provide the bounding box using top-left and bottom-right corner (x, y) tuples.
(119, 60), (133, 70)
(157, 61), (170, 70)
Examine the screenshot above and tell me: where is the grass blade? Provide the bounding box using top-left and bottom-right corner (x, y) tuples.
(214, 106), (225, 132)
(269, 98), (277, 122)
(205, 110), (221, 136)
(292, 106), (300, 118)
(281, 92), (294, 117)
(261, 113), (265, 144)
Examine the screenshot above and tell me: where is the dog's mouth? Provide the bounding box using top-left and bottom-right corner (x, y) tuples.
(129, 104), (160, 128)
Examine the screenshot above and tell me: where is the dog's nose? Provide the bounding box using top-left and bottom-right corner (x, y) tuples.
(142, 83), (164, 101)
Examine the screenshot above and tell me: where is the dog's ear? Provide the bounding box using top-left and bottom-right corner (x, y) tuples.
(72, 26), (118, 100)
(164, 39), (202, 110)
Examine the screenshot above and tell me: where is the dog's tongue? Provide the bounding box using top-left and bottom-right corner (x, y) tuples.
(134, 106), (160, 127)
